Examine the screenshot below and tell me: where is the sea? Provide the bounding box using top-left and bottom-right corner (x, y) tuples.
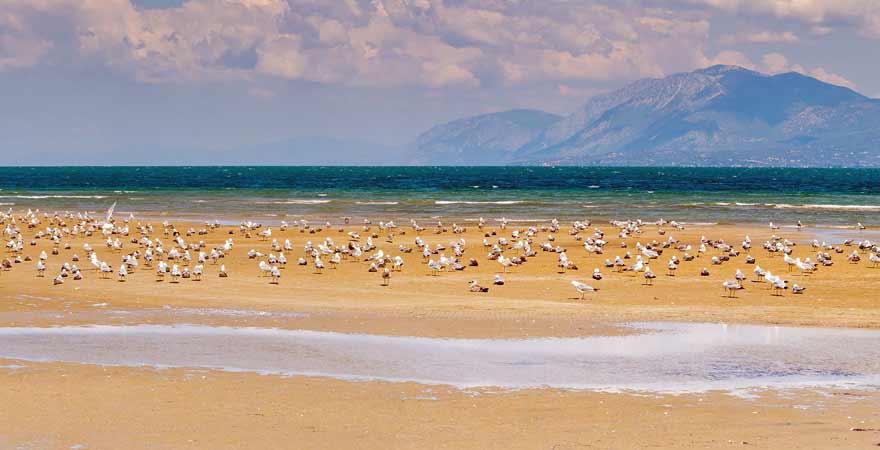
(1, 166), (880, 226)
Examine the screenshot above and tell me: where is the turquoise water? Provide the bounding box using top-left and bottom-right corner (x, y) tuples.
(1, 166), (880, 225)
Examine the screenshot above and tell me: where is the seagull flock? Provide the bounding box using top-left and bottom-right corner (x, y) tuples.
(2, 207), (877, 301)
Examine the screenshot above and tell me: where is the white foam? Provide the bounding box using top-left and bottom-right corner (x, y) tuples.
(355, 201), (400, 205)
(678, 222), (718, 226)
(256, 200), (333, 205)
(771, 203), (880, 211)
(435, 201), (524, 205)
(0, 195), (108, 199)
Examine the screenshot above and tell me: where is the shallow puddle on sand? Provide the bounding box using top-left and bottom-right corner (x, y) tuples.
(0, 322), (879, 393)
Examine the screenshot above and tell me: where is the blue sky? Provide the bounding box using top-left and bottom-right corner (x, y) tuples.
(0, 0), (877, 164)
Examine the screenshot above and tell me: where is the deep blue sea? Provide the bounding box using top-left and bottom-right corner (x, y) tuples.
(1, 166), (880, 226)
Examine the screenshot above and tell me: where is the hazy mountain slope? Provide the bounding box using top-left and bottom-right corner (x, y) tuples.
(409, 109), (562, 165)
(512, 65), (880, 166)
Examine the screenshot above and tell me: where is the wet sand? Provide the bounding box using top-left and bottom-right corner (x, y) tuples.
(1, 361), (879, 450)
(2, 216), (880, 448)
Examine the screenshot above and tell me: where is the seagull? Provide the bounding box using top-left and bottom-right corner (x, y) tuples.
(771, 277), (788, 296)
(100, 262), (112, 279)
(381, 267), (391, 286)
(795, 258), (813, 275)
(592, 268), (602, 280)
(753, 265), (765, 281)
(722, 280), (743, 297)
(468, 280), (489, 293)
(783, 253), (797, 271)
(218, 264), (228, 278)
(848, 250), (861, 263)
(428, 259), (442, 276)
(869, 252), (880, 268)
(258, 260), (272, 276)
(156, 261), (167, 280)
(643, 265), (655, 285)
(763, 270), (775, 287)
(557, 252), (569, 273)
(493, 274), (504, 285)
(498, 256), (513, 273)
(626, 256), (644, 273)
(792, 284), (806, 294)
(570, 280), (596, 299)
(171, 264), (182, 283)
(117, 264), (127, 281)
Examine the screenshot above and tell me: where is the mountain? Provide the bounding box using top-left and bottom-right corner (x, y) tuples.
(409, 109), (562, 165)
(514, 65), (880, 166)
(410, 66), (880, 167)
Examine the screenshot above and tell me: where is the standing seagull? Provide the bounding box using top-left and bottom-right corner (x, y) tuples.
(722, 280), (743, 297)
(571, 281), (597, 299)
(643, 265), (655, 285)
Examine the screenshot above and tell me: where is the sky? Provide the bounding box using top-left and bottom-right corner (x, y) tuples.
(0, 0), (878, 164)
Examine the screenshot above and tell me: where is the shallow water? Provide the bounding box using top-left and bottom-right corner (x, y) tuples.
(806, 227), (880, 244)
(1, 322), (879, 393)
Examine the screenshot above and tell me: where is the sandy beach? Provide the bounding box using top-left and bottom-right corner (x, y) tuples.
(2, 214), (880, 448)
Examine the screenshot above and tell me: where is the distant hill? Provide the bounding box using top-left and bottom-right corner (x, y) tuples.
(409, 65), (880, 167)
(409, 109), (562, 165)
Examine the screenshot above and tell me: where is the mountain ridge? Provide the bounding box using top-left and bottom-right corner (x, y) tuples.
(409, 65), (880, 167)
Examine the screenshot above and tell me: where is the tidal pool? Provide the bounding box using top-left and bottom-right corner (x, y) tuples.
(1, 322), (878, 393)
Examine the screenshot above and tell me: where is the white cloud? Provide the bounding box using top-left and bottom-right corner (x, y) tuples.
(718, 30), (799, 44)
(0, 0), (864, 95)
(681, 0), (880, 38)
(803, 67), (858, 90)
(0, 0), (725, 88)
(698, 50), (857, 91)
(701, 50), (756, 69)
(760, 52), (857, 90)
